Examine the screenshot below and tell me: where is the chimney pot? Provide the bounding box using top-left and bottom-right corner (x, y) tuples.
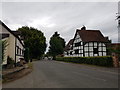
(81, 26), (86, 30)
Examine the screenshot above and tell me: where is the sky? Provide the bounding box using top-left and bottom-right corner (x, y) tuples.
(0, 1), (119, 52)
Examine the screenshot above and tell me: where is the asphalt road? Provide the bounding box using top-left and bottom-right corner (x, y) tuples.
(3, 60), (119, 88)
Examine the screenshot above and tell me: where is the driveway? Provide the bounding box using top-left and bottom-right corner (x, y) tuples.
(3, 60), (119, 88)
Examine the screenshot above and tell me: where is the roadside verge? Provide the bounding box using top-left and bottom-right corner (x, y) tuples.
(2, 63), (33, 84)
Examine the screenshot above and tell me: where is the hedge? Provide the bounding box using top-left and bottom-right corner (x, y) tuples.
(56, 56), (113, 67)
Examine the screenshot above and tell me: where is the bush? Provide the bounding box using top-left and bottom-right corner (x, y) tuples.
(24, 48), (30, 63)
(56, 56), (113, 67)
(7, 56), (15, 68)
(0, 40), (8, 64)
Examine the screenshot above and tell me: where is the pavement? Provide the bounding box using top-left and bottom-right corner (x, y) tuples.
(2, 59), (119, 88)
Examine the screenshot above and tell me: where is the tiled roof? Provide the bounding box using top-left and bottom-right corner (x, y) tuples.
(77, 29), (109, 42)
(64, 39), (73, 51)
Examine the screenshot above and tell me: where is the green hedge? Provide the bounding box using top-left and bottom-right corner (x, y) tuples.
(56, 56), (113, 67)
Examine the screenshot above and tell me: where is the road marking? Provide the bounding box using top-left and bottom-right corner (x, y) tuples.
(72, 72), (107, 82)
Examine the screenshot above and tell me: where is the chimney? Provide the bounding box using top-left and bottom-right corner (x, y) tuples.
(81, 26), (86, 30)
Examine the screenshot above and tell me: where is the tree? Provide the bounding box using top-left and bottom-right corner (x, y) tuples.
(0, 40), (8, 64)
(48, 32), (65, 59)
(18, 26), (47, 60)
(24, 47), (30, 62)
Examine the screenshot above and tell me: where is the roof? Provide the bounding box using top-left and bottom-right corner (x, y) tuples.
(12, 31), (21, 35)
(0, 20), (24, 47)
(64, 39), (73, 51)
(76, 29), (109, 42)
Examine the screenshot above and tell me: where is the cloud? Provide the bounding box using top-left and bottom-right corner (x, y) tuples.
(1, 2), (118, 52)
(2, 0), (119, 2)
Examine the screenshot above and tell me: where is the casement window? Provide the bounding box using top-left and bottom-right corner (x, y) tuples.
(19, 48), (21, 55)
(22, 50), (24, 56)
(16, 46), (24, 56)
(93, 48), (98, 54)
(17, 46), (19, 55)
(75, 49), (79, 54)
(16, 46), (19, 55)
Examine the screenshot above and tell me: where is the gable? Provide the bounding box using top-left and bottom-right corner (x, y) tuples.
(73, 30), (82, 44)
(0, 21), (24, 47)
(74, 32), (82, 43)
(64, 39), (73, 51)
(0, 24), (9, 34)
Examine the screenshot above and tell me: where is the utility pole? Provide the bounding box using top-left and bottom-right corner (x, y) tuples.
(117, 15), (120, 43)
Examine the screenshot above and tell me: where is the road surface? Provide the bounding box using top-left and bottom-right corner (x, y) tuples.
(3, 60), (119, 88)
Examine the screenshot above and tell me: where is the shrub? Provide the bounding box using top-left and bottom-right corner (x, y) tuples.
(56, 56), (113, 67)
(0, 40), (8, 64)
(24, 48), (30, 63)
(7, 56), (15, 68)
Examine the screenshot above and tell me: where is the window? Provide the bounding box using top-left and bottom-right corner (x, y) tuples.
(16, 46), (19, 55)
(16, 46), (20, 55)
(98, 47), (102, 51)
(20, 49), (21, 55)
(75, 49), (79, 54)
(22, 50), (24, 55)
(103, 47), (106, 51)
(85, 47), (88, 51)
(93, 48), (98, 54)
(85, 53), (88, 57)
(89, 47), (93, 51)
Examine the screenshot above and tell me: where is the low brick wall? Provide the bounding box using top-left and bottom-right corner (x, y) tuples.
(112, 53), (119, 68)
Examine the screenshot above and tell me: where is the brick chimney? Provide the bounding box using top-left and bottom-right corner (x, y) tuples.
(81, 26), (86, 30)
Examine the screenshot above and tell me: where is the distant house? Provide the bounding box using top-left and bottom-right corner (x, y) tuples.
(64, 26), (110, 57)
(64, 39), (74, 57)
(0, 21), (24, 65)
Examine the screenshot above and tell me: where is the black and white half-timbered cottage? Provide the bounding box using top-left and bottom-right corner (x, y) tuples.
(64, 26), (110, 57)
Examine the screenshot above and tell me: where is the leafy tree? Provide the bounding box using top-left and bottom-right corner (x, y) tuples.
(0, 40), (8, 64)
(24, 47), (30, 62)
(18, 26), (47, 60)
(48, 32), (65, 59)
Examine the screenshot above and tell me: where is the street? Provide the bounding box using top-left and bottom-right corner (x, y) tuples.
(3, 60), (118, 88)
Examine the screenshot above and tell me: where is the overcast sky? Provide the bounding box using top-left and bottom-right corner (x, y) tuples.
(1, 1), (119, 52)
